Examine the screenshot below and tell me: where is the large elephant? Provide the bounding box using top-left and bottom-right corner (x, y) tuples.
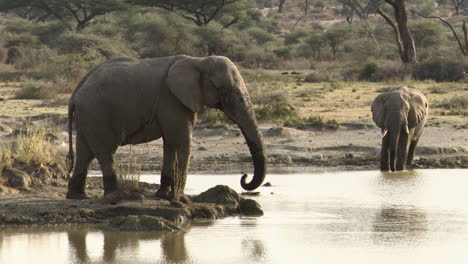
(66, 55), (266, 200)
(371, 86), (428, 171)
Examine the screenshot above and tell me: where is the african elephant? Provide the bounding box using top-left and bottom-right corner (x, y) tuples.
(66, 55), (266, 200)
(371, 86), (428, 171)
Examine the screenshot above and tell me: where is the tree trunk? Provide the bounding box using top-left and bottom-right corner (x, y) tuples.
(278, 0), (286, 13)
(377, 0), (417, 64)
(392, 0), (417, 64)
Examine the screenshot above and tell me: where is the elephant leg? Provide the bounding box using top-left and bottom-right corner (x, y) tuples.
(407, 138), (419, 167)
(95, 152), (118, 196)
(156, 143), (175, 199)
(396, 132), (410, 171)
(156, 140), (191, 201)
(380, 135), (390, 171)
(67, 133), (95, 199)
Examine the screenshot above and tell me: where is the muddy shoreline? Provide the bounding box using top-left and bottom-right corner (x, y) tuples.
(1, 115), (467, 228)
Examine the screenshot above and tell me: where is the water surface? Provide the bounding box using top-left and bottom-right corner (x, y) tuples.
(1, 169), (468, 263)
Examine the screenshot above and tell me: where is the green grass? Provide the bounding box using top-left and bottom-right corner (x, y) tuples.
(198, 109), (232, 129)
(284, 115), (340, 130)
(433, 95), (468, 116)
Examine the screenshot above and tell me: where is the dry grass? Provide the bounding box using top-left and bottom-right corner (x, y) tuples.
(115, 150), (142, 190)
(0, 144), (14, 176)
(14, 125), (59, 166)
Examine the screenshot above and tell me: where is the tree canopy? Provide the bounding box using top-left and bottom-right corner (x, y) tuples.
(0, 0), (130, 31)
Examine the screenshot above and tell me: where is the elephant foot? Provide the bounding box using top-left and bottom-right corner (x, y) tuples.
(155, 187), (172, 200)
(103, 189), (119, 198)
(66, 191), (91, 199)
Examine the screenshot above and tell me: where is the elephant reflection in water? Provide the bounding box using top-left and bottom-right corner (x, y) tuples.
(67, 227), (189, 263)
(242, 239), (267, 262)
(372, 171), (428, 245)
(372, 206), (428, 245)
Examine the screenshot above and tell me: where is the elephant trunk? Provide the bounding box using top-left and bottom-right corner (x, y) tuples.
(221, 82), (266, 191)
(239, 122), (266, 191)
(389, 129), (400, 172)
(387, 113), (402, 172)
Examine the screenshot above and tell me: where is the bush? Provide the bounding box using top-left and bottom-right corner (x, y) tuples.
(240, 47), (279, 69)
(247, 27), (274, 45)
(303, 72), (329, 82)
(14, 126), (59, 166)
(359, 62), (378, 81)
(284, 115), (339, 130)
(412, 59), (467, 82)
(15, 79), (55, 99)
(198, 109), (232, 129)
(254, 93), (299, 122)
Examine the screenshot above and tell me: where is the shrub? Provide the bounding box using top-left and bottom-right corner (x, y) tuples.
(412, 59), (467, 82)
(284, 115), (339, 130)
(240, 47), (279, 69)
(198, 109), (232, 129)
(8, 45), (57, 70)
(303, 72), (329, 82)
(14, 126), (59, 166)
(15, 79), (55, 99)
(247, 27), (274, 45)
(254, 93), (299, 122)
(359, 62), (378, 81)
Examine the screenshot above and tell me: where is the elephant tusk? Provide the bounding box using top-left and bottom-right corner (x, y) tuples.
(404, 125), (409, 134)
(382, 129), (388, 137)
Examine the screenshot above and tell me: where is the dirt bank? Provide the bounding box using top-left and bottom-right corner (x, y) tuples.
(0, 114), (467, 227)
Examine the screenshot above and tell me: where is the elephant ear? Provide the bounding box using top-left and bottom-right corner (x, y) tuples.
(371, 93), (387, 129)
(167, 58), (203, 113)
(407, 91), (428, 128)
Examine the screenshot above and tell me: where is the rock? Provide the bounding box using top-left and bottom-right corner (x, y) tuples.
(107, 215), (181, 231)
(192, 185), (241, 205)
(263, 126), (293, 137)
(262, 182), (272, 187)
(238, 199), (263, 216)
(4, 168), (31, 188)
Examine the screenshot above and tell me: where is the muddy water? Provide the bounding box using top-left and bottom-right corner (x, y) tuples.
(1, 169), (468, 264)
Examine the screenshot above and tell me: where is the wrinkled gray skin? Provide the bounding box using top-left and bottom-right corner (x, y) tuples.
(66, 55), (266, 200)
(371, 86), (428, 171)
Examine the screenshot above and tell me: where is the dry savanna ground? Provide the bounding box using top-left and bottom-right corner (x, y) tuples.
(1, 71), (467, 174)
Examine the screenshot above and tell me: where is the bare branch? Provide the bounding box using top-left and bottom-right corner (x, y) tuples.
(415, 12), (467, 56)
(376, 7), (405, 60)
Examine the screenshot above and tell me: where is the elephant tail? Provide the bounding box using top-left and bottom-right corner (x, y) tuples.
(66, 103), (75, 175)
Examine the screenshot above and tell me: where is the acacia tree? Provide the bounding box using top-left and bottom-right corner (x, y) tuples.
(339, 0), (383, 51)
(323, 25), (353, 60)
(415, 11), (468, 56)
(129, 0), (244, 27)
(0, 0), (130, 31)
(450, 0), (465, 15)
(376, 0), (417, 64)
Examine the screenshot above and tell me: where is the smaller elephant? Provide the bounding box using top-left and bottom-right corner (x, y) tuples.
(371, 86), (428, 171)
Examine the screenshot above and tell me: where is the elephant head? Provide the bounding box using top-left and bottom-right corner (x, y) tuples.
(371, 87), (428, 171)
(167, 56), (266, 191)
